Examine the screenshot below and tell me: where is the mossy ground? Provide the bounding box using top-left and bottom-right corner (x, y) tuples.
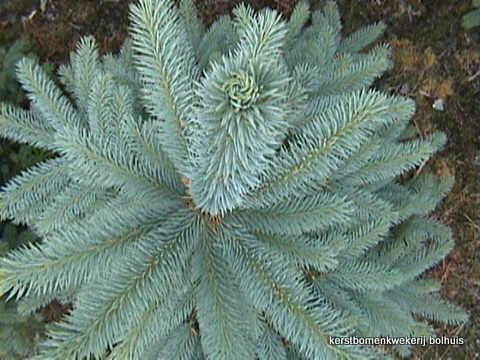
(0, 0), (478, 359)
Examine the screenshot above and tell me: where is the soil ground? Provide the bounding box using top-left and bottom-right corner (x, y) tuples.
(0, 0), (478, 359)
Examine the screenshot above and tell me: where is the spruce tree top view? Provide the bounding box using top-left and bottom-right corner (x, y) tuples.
(0, 0), (469, 359)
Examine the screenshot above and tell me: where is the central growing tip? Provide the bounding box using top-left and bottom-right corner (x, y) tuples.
(222, 70), (260, 111)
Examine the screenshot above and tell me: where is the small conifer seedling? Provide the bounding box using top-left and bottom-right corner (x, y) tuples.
(0, 0), (468, 359)
(0, 40), (30, 105)
(463, 0), (480, 28)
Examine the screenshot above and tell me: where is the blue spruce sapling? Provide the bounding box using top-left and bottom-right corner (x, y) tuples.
(0, 225), (44, 360)
(0, 38), (51, 360)
(0, 0), (468, 359)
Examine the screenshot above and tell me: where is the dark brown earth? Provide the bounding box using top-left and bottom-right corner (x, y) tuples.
(0, 0), (478, 359)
